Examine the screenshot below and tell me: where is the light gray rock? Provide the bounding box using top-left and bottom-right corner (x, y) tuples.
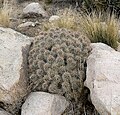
(0, 27), (32, 104)
(18, 21), (36, 28)
(0, 108), (12, 115)
(117, 30), (120, 52)
(21, 92), (69, 115)
(23, 2), (48, 17)
(117, 42), (120, 52)
(85, 43), (120, 115)
(49, 15), (60, 22)
(90, 43), (114, 51)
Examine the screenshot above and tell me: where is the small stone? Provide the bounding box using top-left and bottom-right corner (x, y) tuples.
(49, 15), (60, 22)
(18, 22), (36, 28)
(23, 2), (48, 18)
(21, 92), (69, 115)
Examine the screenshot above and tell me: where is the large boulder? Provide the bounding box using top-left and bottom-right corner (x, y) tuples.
(21, 92), (69, 115)
(0, 27), (32, 106)
(85, 43), (120, 115)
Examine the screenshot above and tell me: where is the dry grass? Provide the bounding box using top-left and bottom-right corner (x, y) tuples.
(79, 12), (119, 49)
(0, 2), (11, 27)
(43, 8), (80, 31)
(43, 7), (119, 49)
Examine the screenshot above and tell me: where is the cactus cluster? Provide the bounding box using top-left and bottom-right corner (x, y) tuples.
(28, 28), (91, 114)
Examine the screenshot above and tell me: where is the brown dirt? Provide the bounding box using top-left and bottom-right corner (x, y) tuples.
(7, 0), (80, 37)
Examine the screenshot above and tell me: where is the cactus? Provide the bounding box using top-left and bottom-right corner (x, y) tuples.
(28, 28), (91, 114)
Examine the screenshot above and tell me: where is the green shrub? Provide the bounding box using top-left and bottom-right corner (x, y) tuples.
(79, 12), (119, 49)
(28, 28), (91, 114)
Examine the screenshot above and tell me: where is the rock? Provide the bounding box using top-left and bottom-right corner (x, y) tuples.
(18, 22), (36, 28)
(85, 43), (120, 115)
(21, 92), (69, 115)
(117, 30), (120, 52)
(49, 15), (60, 22)
(17, 21), (41, 37)
(0, 108), (12, 115)
(117, 43), (120, 52)
(90, 42), (114, 51)
(23, 2), (48, 18)
(0, 27), (32, 105)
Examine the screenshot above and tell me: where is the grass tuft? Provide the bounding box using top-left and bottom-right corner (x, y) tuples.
(0, 2), (11, 27)
(82, 0), (120, 15)
(79, 12), (119, 49)
(43, 8), (119, 49)
(43, 8), (79, 31)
